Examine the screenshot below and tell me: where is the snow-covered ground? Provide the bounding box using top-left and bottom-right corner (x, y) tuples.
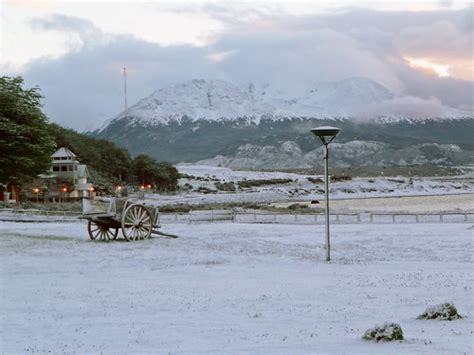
(1, 221), (472, 353)
(145, 164), (474, 208)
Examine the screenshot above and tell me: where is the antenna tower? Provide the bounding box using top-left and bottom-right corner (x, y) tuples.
(123, 66), (130, 156)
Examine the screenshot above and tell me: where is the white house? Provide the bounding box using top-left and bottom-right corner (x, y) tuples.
(49, 147), (94, 199)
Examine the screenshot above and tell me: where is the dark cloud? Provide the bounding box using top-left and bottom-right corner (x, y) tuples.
(15, 6), (474, 131)
(21, 36), (222, 131)
(30, 14), (96, 33)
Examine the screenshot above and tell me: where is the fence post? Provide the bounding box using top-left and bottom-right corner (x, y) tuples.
(439, 214), (443, 222)
(465, 213), (468, 222)
(416, 214), (419, 223)
(392, 214), (396, 223)
(357, 213), (361, 222)
(336, 214), (339, 222)
(370, 213), (373, 223)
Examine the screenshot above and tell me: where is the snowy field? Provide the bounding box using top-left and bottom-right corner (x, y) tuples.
(146, 164), (474, 207)
(1, 221), (473, 353)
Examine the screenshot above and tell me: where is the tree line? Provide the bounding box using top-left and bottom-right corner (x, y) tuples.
(0, 76), (178, 195)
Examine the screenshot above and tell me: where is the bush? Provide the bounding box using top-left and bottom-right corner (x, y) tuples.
(331, 175), (352, 182)
(182, 182), (193, 190)
(307, 177), (323, 184)
(215, 182), (236, 192)
(159, 204), (192, 213)
(196, 187), (216, 194)
(362, 323), (404, 342)
(238, 178), (293, 188)
(288, 203), (309, 210)
(417, 303), (462, 320)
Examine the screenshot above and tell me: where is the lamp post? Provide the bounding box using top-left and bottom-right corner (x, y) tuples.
(310, 126), (341, 262)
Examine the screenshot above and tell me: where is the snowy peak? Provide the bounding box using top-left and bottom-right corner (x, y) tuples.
(101, 77), (471, 130)
(302, 77), (393, 112)
(118, 79), (274, 126)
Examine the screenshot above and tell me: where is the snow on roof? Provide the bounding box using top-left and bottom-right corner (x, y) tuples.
(51, 147), (77, 159)
(77, 165), (89, 178)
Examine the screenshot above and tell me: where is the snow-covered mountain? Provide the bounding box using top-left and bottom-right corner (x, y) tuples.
(104, 79), (275, 128)
(99, 77), (470, 131)
(93, 77), (473, 168)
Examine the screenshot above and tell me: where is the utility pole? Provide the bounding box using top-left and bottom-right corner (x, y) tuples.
(123, 66), (129, 171)
(123, 66), (128, 116)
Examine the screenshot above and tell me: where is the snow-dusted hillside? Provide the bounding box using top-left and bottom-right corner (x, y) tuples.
(99, 77), (471, 131)
(142, 164), (474, 208)
(103, 79), (275, 128)
(93, 77), (473, 167)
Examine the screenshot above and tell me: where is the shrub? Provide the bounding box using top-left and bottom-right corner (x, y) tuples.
(417, 303), (461, 320)
(362, 323), (404, 342)
(288, 203), (309, 210)
(307, 177), (323, 184)
(196, 187), (216, 194)
(215, 182), (236, 192)
(237, 178), (293, 188)
(158, 204), (192, 213)
(332, 175), (352, 182)
(182, 182), (193, 190)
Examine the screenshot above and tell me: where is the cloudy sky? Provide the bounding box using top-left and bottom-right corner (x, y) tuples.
(1, 0), (473, 131)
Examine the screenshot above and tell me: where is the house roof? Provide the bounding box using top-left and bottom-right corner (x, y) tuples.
(77, 164), (89, 179)
(51, 147), (77, 159)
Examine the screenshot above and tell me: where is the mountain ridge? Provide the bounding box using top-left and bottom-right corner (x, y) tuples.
(97, 77), (472, 132)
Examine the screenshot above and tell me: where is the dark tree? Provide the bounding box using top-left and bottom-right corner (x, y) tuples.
(0, 76), (55, 184)
(132, 154), (179, 190)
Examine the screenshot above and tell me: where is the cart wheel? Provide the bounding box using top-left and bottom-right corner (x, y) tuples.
(121, 204), (152, 241)
(87, 220), (119, 241)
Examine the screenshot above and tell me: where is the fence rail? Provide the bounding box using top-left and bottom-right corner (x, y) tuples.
(1, 208), (473, 224)
(160, 210), (474, 225)
(0, 208), (81, 220)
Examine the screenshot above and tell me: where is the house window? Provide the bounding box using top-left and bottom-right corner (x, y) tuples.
(53, 166), (60, 172)
(61, 166), (68, 171)
(74, 165), (78, 171)
(69, 165), (74, 171)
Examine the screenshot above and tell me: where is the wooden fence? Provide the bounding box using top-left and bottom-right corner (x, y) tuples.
(159, 210), (474, 225)
(1, 208), (473, 224)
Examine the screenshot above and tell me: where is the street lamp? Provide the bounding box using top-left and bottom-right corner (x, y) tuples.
(310, 126), (341, 262)
(33, 188), (40, 203)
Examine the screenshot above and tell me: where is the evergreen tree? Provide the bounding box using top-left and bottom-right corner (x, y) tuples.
(132, 154), (178, 190)
(0, 76), (55, 184)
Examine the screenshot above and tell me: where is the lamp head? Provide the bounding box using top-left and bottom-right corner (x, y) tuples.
(310, 126), (341, 145)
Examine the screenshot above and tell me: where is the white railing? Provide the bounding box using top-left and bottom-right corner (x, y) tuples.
(159, 210), (474, 224)
(1, 208), (473, 224)
(0, 208), (81, 220)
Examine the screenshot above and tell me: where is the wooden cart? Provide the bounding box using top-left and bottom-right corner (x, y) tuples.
(82, 198), (161, 241)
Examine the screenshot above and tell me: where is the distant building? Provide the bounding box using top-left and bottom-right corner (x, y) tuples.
(51, 147), (79, 177)
(26, 147), (95, 201)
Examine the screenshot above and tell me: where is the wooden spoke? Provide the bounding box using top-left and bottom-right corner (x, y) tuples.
(87, 220), (118, 241)
(121, 204), (153, 241)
